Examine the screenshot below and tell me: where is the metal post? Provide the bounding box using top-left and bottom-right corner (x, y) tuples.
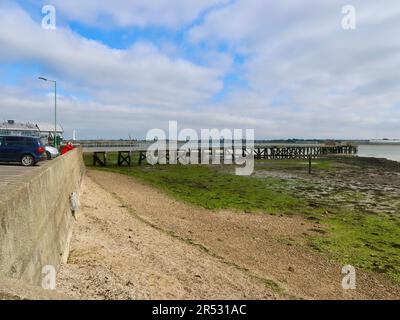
(54, 81), (57, 147)
(38, 77), (58, 147)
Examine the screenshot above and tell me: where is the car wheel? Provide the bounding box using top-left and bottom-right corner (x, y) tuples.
(46, 151), (52, 160)
(21, 155), (35, 166)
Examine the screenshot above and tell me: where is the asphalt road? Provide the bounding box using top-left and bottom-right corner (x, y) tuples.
(0, 163), (43, 190)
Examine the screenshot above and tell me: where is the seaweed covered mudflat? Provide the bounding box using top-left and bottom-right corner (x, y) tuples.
(255, 156), (400, 216)
(254, 156), (400, 283)
(86, 154), (400, 287)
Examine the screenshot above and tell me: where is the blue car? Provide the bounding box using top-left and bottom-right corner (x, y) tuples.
(0, 136), (46, 166)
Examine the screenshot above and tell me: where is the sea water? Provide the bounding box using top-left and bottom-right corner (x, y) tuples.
(358, 144), (400, 162)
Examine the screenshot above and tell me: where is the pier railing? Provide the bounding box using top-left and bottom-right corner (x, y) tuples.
(80, 142), (358, 166)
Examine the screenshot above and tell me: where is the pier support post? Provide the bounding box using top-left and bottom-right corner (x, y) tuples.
(117, 151), (131, 167)
(139, 151), (147, 165)
(93, 152), (107, 167)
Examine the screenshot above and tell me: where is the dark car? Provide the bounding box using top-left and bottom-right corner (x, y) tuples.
(0, 136), (46, 166)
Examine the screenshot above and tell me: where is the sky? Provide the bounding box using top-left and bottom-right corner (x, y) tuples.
(0, 0), (399, 140)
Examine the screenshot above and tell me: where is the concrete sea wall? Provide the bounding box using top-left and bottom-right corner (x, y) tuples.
(0, 148), (85, 287)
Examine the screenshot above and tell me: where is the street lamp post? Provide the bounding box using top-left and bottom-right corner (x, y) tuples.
(39, 77), (57, 147)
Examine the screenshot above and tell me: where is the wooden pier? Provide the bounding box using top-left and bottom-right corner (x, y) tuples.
(82, 143), (358, 167)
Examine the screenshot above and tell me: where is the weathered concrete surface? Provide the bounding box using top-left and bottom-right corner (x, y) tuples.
(0, 164), (44, 190)
(0, 148), (85, 288)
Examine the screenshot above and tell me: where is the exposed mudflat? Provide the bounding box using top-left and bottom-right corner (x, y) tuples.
(254, 157), (400, 216)
(57, 168), (400, 300)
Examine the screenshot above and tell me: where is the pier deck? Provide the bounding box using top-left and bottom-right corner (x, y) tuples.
(81, 143), (358, 167)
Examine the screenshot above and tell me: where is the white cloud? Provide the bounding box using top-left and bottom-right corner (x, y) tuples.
(1, 1), (400, 139)
(2, 84), (398, 140)
(41, 0), (229, 29)
(187, 0), (400, 138)
(0, 2), (223, 109)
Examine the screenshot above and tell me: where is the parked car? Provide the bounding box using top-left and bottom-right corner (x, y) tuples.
(0, 136), (46, 166)
(45, 145), (60, 160)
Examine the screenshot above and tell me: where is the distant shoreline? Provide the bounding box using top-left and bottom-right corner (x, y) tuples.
(358, 143), (400, 146)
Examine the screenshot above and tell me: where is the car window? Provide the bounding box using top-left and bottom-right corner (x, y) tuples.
(4, 137), (22, 146)
(26, 138), (37, 146)
(4, 137), (31, 146)
(27, 138), (39, 146)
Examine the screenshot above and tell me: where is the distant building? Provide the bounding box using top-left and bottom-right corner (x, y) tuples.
(0, 120), (39, 137)
(36, 123), (64, 145)
(0, 120), (64, 145)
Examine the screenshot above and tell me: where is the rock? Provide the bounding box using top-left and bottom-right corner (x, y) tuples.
(288, 266), (295, 272)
